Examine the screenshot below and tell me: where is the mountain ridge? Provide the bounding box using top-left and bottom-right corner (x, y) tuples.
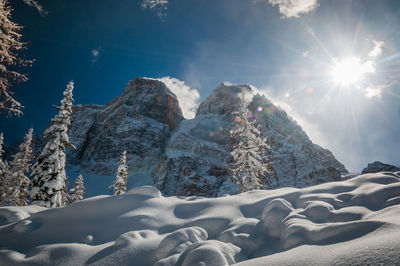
(26, 77), (347, 196)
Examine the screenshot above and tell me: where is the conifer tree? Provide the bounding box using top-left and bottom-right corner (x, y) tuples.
(7, 127), (33, 205)
(111, 151), (128, 195)
(0, 0), (32, 116)
(70, 174), (84, 202)
(0, 133), (11, 204)
(230, 103), (269, 192)
(30, 81), (75, 208)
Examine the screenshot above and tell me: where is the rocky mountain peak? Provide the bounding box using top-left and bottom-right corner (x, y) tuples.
(196, 83), (253, 117)
(27, 78), (348, 197)
(107, 77), (184, 131)
(361, 161), (400, 174)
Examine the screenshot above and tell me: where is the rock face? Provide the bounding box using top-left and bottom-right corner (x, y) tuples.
(34, 78), (184, 182)
(361, 161), (400, 174)
(31, 78), (347, 196)
(156, 83), (347, 196)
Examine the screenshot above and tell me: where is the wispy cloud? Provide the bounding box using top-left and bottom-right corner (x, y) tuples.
(368, 40), (385, 59)
(22, 0), (48, 16)
(158, 77), (200, 119)
(91, 47), (102, 63)
(140, 0), (319, 19)
(363, 40), (385, 98)
(141, 0), (168, 18)
(364, 85), (384, 99)
(268, 0), (319, 18)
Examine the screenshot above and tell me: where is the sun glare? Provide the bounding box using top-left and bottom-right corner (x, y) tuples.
(330, 57), (374, 86)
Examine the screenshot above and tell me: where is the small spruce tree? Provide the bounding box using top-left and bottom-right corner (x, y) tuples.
(7, 127), (33, 205)
(230, 103), (269, 192)
(70, 174), (84, 203)
(30, 81), (75, 208)
(111, 151), (128, 195)
(0, 133), (11, 204)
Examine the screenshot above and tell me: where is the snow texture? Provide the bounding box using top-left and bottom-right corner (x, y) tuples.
(0, 172), (399, 265)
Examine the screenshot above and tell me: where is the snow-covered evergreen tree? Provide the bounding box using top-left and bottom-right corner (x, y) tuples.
(0, 0), (32, 116)
(111, 151), (128, 195)
(230, 102), (270, 192)
(70, 174), (84, 203)
(0, 133), (11, 204)
(7, 128), (33, 205)
(30, 81), (75, 208)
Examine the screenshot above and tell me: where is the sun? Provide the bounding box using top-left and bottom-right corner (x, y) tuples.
(330, 57), (374, 86)
(331, 57), (364, 86)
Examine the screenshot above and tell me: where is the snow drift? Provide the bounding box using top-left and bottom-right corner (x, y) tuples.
(0, 172), (400, 265)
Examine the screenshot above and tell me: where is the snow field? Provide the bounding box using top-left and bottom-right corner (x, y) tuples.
(0, 172), (399, 265)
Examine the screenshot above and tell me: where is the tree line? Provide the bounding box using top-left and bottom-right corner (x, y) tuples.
(0, 0), (130, 208)
(0, 81), (130, 208)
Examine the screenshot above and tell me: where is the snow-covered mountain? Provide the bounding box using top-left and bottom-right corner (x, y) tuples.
(32, 77), (347, 196)
(0, 172), (399, 265)
(157, 83), (347, 196)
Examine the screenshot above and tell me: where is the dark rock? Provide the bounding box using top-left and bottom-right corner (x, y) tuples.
(361, 161), (400, 174)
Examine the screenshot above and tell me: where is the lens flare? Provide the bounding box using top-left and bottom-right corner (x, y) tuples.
(330, 57), (374, 86)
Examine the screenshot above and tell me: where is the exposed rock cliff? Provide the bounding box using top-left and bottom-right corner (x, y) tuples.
(30, 78), (347, 196)
(34, 78), (183, 182)
(361, 161), (400, 174)
(157, 83), (347, 196)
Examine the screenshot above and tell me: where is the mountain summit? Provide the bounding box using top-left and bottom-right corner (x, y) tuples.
(32, 77), (347, 196)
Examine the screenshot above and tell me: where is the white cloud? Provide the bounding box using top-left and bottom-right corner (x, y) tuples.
(91, 47), (102, 63)
(140, 0), (319, 19)
(362, 40), (385, 99)
(22, 0), (48, 16)
(268, 0), (319, 18)
(368, 40), (385, 59)
(141, 0), (168, 18)
(158, 77), (200, 119)
(364, 85), (384, 99)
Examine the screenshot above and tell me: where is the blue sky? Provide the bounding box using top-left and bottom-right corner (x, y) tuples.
(1, 0), (400, 172)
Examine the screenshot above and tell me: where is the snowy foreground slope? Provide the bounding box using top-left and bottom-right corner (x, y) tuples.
(1, 172), (400, 265)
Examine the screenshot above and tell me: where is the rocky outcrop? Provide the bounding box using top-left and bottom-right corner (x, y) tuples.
(33, 78), (184, 179)
(157, 83), (347, 196)
(29, 78), (347, 196)
(361, 161), (400, 174)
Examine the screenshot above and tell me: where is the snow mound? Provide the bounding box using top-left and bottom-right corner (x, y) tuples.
(0, 205), (45, 226)
(0, 172), (400, 265)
